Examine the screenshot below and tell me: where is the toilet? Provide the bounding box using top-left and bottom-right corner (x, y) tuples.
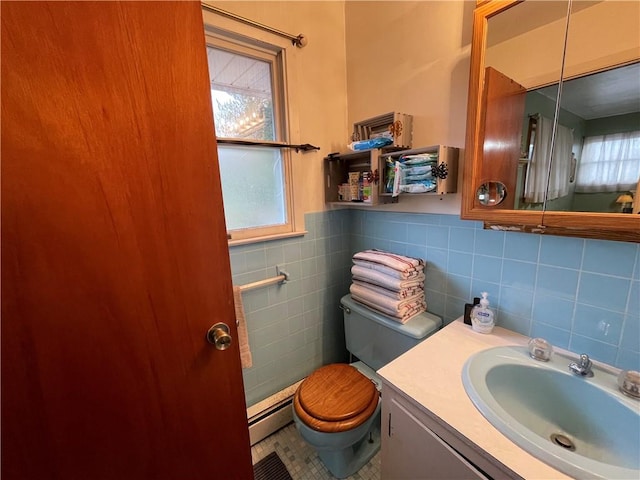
(292, 294), (442, 478)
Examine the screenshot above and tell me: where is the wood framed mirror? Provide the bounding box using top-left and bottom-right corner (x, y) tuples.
(461, 0), (640, 242)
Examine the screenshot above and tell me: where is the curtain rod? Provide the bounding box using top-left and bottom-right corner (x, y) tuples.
(201, 3), (308, 48)
(217, 139), (319, 153)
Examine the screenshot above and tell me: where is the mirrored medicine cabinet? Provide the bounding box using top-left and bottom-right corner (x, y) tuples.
(461, 0), (640, 242)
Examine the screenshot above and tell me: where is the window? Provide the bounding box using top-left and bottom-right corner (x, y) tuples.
(575, 131), (640, 193)
(203, 21), (295, 241)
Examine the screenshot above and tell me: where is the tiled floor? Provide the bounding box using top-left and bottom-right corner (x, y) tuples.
(251, 422), (381, 480)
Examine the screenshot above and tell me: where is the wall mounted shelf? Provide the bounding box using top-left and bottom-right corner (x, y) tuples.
(324, 145), (458, 206)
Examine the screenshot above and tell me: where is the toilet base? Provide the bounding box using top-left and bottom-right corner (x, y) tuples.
(316, 420), (380, 479)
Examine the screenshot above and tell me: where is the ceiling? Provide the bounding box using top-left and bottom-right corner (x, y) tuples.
(206, 46), (271, 98)
(536, 62), (640, 120)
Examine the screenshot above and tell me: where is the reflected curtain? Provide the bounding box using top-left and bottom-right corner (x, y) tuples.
(575, 130), (640, 193)
(547, 122), (573, 201)
(524, 115), (573, 203)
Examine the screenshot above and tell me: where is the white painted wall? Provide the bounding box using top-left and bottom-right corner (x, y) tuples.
(208, 1), (350, 223)
(207, 1), (639, 219)
(344, 1), (475, 214)
(211, 1), (477, 218)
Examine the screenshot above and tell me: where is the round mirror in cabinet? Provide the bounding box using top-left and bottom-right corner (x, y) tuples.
(477, 182), (507, 206)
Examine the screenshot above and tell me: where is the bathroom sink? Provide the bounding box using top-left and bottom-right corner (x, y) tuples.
(462, 346), (640, 479)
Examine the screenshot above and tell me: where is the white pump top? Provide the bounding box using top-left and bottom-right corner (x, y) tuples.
(479, 291), (490, 307)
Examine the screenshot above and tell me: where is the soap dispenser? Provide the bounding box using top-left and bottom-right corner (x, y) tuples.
(471, 292), (495, 334)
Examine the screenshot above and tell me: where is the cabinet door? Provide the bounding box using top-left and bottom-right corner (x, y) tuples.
(382, 396), (487, 480)
(462, 1), (566, 221)
(462, 0), (639, 241)
(478, 67), (526, 209)
(545, 1), (640, 215)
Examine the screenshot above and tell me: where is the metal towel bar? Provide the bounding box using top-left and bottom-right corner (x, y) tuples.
(238, 266), (290, 293)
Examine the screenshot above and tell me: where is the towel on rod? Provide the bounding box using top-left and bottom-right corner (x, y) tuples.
(233, 285), (252, 369)
(351, 265), (425, 291)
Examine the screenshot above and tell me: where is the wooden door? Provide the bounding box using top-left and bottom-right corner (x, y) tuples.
(1, 2), (253, 479)
(478, 66), (527, 209)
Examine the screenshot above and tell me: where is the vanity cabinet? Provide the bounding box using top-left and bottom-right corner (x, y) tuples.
(381, 382), (518, 479)
(461, 0), (640, 242)
(324, 145), (458, 206)
(381, 385), (487, 479)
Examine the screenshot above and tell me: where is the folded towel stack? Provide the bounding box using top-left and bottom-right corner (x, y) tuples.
(349, 249), (426, 324)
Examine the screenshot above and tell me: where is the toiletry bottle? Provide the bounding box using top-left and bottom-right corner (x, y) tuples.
(471, 292), (495, 334)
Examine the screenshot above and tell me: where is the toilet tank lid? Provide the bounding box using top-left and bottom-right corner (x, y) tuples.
(341, 294), (442, 339)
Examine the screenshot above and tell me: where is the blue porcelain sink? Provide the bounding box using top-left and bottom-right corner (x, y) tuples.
(462, 346), (640, 479)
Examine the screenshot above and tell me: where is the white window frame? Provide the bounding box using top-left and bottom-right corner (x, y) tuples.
(202, 8), (301, 244)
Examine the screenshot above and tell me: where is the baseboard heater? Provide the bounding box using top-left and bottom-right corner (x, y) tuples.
(247, 380), (304, 446)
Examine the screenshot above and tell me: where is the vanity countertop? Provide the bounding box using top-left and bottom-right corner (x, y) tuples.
(377, 318), (571, 479)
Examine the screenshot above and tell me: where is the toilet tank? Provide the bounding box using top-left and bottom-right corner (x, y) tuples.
(341, 294), (442, 371)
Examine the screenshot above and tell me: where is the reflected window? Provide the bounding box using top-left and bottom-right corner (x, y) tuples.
(575, 131), (640, 193)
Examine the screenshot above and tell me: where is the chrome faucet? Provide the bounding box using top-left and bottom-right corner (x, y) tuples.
(569, 354), (594, 377)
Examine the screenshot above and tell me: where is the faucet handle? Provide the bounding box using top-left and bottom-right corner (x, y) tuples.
(569, 353), (594, 377)
(618, 370), (640, 399)
(578, 354), (592, 369)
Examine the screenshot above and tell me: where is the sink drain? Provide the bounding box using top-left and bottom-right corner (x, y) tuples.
(550, 433), (576, 451)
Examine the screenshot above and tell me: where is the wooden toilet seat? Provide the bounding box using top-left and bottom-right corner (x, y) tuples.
(293, 364), (379, 433)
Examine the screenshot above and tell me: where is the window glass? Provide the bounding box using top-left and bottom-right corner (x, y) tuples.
(207, 46), (276, 141)
(204, 27), (294, 241)
(217, 145), (286, 230)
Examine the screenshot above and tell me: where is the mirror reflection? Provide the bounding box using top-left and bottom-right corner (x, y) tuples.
(481, 1), (567, 210)
(483, 1), (640, 214)
(477, 182), (507, 206)
(520, 63), (640, 213)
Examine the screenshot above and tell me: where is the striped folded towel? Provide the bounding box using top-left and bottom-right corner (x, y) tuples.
(353, 259), (424, 280)
(351, 265), (425, 291)
(353, 249), (425, 272)
(352, 279), (423, 300)
(351, 294), (426, 324)
(350, 283), (426, 324)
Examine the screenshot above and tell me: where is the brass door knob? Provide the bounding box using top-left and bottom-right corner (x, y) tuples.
(206, 323), (232, 350)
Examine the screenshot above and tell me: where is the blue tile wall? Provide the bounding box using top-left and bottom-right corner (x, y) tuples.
(350, 210), (640, 372)
(229, 211), (352, 407)
(231, 210), (640, 407)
